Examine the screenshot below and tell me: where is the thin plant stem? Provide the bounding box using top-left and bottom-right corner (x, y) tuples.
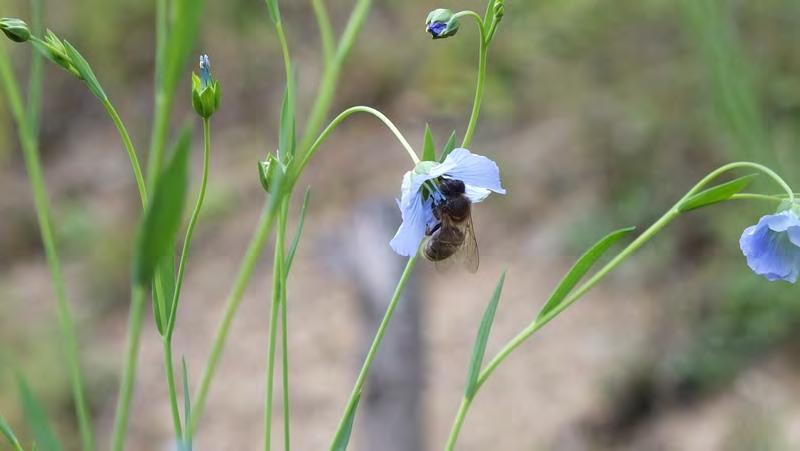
(163, 340), (182, 439)
(311, 0), (335, 65)
(162, 118), (213, 442)
(102, 98), (148, 206)
(443, 161), (795, 449)
(146, 0), (172, 191)
(264, 197), (288, 451)
(111, 285), (146, 451)
(297, 0), (373, 155)
(279, 198), (291, 451)
(0, 43), (96, 451)
(189, 201), (278, 435)
(26, 0), (43, 136)
(292, 105), (419, 184)
(461, 37), (488, 149)
(329, 254), (419, 449)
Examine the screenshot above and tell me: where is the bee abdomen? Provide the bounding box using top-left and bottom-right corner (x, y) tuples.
(423, 227), (465, 261)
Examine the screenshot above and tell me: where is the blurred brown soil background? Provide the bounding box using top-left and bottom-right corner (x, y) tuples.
(3, 0), (800, 450)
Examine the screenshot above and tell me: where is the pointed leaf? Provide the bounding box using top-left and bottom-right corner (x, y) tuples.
(331, 393), (360, 451)
(17, 375), (61, 451)
(160, 0), (205, 98)
(422, 124), (436, 162)
(678, 174), (758, 212)
(133, 126), (192, 286)
(279, 81), (296, 158)
(151, 255), (176, 335)
(62, 41), (106, 100)
(0, 414), (23, 451)
(439, 130), (457, 162)
(284, 187), (311, 273)
(465, 272), (506, 398)
(266, 0), (281, 24)
(536, 226), (636, 322)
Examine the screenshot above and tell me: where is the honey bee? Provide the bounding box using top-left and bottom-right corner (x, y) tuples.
(423, 178), (480, 273)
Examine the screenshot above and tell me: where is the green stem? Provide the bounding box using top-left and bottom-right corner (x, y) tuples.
(111, 285), (146, 451)
(189, 201), (278, 435)
(146, 0), (172, 191)
(102, 98), (148, 206)
(279, 198), (291, 451)
(444, 397), (472, 451)
(264, 198), (288, 451)
(329, 254), (419, 449)
(311, 0), (335, 65)
(163, 118), (213, 442)
(26, 0), (43, 136)
(461, 38), (488, 149)
(292, 105), (419, 184)
(0, 43), (96, 451)
(163, 340), (183, 440)
(443, 161), (795, 449)
(297, 0), (373, 155)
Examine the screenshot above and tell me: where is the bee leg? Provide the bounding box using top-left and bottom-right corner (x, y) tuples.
(426, 222), (441, 236)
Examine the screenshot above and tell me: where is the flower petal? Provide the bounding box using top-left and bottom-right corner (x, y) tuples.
(390, 191), (433, 256)
(740, 214), (800, 283)
(463, 184), (491, 203)
(440, 148), (506, 194)
(763, 210), (800, 232)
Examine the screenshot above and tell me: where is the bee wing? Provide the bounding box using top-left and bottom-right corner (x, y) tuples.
(459, 213), (479, 273)
(433, 254), (458, 273)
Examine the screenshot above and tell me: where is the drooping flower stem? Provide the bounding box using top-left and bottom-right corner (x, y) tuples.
(311, 0), (335, 65)
(443, 161), (795, 449)
(292, 105), (419, 184)
(329, 254), (419, 449)
(264, 196), (289, 451)
(0, 42), (96, 451)
(111, 285), (146, 451)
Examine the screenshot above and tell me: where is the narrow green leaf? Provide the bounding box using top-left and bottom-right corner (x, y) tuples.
(678, 174), (758, 212)
(536, 226), (636, 322)
(17, 375), (61, 451)
(421, 124), (436, 162)
(465, 272), (506, 398)
(181, 357), (192, 451)
(161, 0), (205, 98)
(151, 255), (176, 335)
(331, 393), (360, 451)
(133, 127), (192, 286)
(284, 187), (311, 273)
(439, 130), (457, 162)
(279, 81), (295, 158)
(0, 414), (23, 451)
(62, 41), (106, 100)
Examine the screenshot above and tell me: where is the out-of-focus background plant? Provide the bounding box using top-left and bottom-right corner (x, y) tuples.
(2, 0), (800, 449)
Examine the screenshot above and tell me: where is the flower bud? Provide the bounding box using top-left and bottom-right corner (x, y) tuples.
(33, 30), (81, 78)
(494, 0), (505, 21)
(0, 18), (30, 42)
(425, 9), (459, 40)
(191, 54), (221, 118)
(258, 153), (285, 193)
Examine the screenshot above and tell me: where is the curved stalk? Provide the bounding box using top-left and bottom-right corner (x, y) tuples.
(459, 10), (489, 149)
(444, 161), (795, 449)
(102, 98), (148, 206)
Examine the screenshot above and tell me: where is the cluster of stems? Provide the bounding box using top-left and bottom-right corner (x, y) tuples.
(2, 1), (797, 451)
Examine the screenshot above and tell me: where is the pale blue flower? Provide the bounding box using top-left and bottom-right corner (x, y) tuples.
(739, 210), (800, 283)
(390, 148), (505, 256)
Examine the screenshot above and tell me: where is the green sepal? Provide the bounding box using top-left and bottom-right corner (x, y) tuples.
(191, 73), (221, 119)
(258, 153), (288, 194)
(31, 30), (81, 79)
(422, 124), (436, 162)
(439, 130), (457, 162)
